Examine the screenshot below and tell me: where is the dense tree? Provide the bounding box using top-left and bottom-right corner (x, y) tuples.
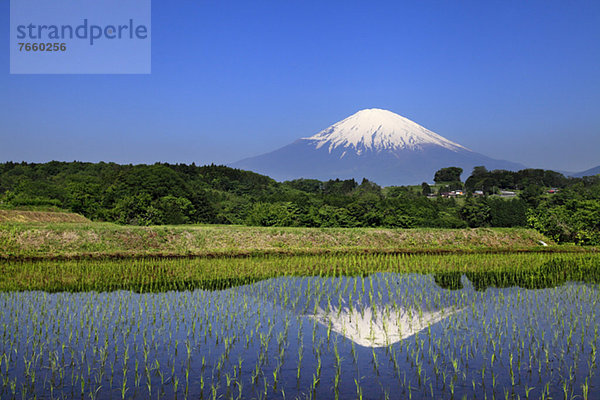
(1, 162), (597, 244)
(421, 182), (432, 196)
(519, 184), (545, 207)
(284, 179), (323, 194)
(156, 196), (195, 225)
(527, 179), (600, 244)
(434, 167), (463, 183)
(113, 193), (162, 226)
(465, 166), (569, 194)
(460, 198), (491, 227)
(323, 179), (357, 196)
(487, 198), (527, 227)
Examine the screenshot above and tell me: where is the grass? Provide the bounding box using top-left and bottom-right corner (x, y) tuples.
(0, 219), (569, 260)
(1, 252), (598, 292)
(0, 209), (90, 224)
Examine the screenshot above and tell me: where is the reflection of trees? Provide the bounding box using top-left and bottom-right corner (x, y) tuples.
(434, 258), (600, 292)
(433, 272), (463, 290)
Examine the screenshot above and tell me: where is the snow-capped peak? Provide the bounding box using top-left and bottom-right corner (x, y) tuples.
(303, 108), (467, 154)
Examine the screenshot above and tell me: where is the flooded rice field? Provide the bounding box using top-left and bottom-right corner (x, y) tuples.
(1, 269), (598, 399)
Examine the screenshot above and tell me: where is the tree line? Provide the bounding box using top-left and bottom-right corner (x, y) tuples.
(0, 161), (598, 244)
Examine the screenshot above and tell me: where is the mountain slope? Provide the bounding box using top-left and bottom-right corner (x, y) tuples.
(572, 165), (600, 178)
(232, 109), (525, 185)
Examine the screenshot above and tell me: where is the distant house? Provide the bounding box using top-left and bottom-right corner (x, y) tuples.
(548, 188), (559, 194)
(499, 190), (516, 198)
(473, 190), (484, 196)
(440, 190), (464, 198)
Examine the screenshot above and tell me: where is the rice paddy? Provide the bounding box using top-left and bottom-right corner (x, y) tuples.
(0, 253), (599, 399)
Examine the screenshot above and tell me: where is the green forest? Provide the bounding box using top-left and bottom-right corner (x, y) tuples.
(0, 161), (598, 244)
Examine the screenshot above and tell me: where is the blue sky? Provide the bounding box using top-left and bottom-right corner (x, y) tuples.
(1, 1), (599, 173)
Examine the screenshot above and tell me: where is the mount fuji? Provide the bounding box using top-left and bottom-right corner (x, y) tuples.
(231, 109), (525, 186)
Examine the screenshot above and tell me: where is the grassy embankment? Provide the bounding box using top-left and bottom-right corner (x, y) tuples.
(0, 209), (568, 260)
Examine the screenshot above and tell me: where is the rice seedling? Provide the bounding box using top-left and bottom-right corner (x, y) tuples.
(0, 252), (597, 398)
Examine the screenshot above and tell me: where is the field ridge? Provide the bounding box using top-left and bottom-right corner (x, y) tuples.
(0, 209), (90, 223)
(0, 220), (583, 261)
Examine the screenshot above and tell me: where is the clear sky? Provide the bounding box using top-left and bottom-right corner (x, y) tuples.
(1, 1), (599, 173)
